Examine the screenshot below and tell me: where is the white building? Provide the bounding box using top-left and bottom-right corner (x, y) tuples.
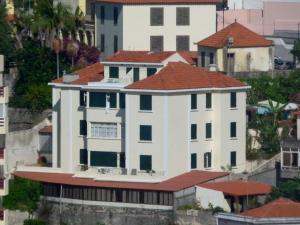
(0, 55), (9, 225)
(95, 0), (220, 57)
(49, 51), (249, 178)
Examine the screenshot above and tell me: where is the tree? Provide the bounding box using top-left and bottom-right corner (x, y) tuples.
(3, 177), (43, 218)
(291, 39), (300, 62)
(266, 178), (300, 202)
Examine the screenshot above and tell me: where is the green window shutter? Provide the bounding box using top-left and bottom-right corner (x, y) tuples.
(230, 151), (236, 167)
(140, 95), (152, 111)
(80, 91), (86, 106)
(140, 155), (152, 171)
(230, 92), (237, 108)
(140, 125), (152, 141)
(120, 153), (125, 168)
(109, 93), (117, 108)
(90, 151), (117, 167)
(191, 124), (197, 140)
(133, 68), (140, 82)
(191, 153), (197, 169)
(206, 93), (212, 109)
(89, 92), (106, 107)
(126, 67), (132, 74)
(230, 122), (236, 138)
(206, 123), (212, 139)
(80, 120), (87, 135)
(204, 152), (211, 168)
(119, 93), (125, 109)
(191, 94), (197, 110)
(109, 67), (119, 78)
(147, 68), (157, 76)
(80, 149), (88, 164)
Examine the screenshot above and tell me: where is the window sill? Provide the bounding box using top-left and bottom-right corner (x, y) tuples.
(190, 139), (198, 142)
(138, 110), (153, 113)
(87, 137), (121, 140)
(138, 140), (152, 143)
(86, 107), (120, 110)
(230, 107), (238, 110)
(205, 138), (213, 141)
(190, 109), (198, 112)
(205, 108), (213, 111)
(230, 137), (238, 140)
(204, 167), (212, 170)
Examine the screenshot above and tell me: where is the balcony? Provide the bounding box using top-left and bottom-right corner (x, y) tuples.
(0, 118), (8, 134)
(0, 86), (8, 104)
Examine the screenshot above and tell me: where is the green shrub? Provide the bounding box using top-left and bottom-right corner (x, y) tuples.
(23, 219), (46, 225)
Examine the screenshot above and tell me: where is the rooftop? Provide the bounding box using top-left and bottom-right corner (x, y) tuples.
(105, 50), (197, 65)
(126, 62), (247, 90)
(96, 0), (221, 5)
(39, 126), (53, 134)
(198, 180), (272, 197)
(240, 198), (300, 218)
(197, 22), (273, 48)
(51, 63), (104, 85)
(13, 170), (228, 192)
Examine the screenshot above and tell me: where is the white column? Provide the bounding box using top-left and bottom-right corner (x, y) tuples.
(52, 89), (58, 168)
(125, 94), (130, 169)
(163, 95), (169, 177)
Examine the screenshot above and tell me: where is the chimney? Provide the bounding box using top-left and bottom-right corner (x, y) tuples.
(208, 64), (217, 72)
(63, 71), (79, 83)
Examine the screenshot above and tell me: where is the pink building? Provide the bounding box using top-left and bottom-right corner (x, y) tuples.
(218, 1), (300, 35)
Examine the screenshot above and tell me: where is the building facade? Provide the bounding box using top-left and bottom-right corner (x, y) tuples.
(94, 0), (219, 58)
(50, 51), (249, 178)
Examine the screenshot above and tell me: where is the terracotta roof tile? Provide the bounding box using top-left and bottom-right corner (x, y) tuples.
(39, 126), (52, 134)
(13, 170), (228, 192)
(178, 51), (197, 65)
(52, 63), (104, 85)
(126, 62), (246, 90)
(96, 0), (221, 4)
(240, 198), (300, 218)
(198, 180), (272, 197)
(197, 22), (273, 48)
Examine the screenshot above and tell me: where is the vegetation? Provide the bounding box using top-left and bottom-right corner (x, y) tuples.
(23, 219), (46, 225)
(291, 39), (300, 62)
(177, 202), (201, 210)
(266, 178), (300, 202)
(208, 203), (225, 214)
(3, 177), (43, 219)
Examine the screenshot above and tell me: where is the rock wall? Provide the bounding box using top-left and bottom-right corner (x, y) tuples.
(175, 210), (217, 225)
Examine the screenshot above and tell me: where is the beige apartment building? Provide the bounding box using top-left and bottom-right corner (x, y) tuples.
(50, 51), (249, 179)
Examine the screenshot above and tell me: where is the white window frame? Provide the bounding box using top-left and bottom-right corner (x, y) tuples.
(90, 122), (118, 139)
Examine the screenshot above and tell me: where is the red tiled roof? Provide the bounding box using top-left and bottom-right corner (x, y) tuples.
(126, 62), (246, 90)
(13, 170), (228, 192)
(39, 126), (53, 134)
(197, 22), (273, 48)
(51, 63), (104, 85)
(198, 180), (272, 197)
(96, 0), (221, 4)
(240, 198), (300, 218)
(106, 51), (197, 65)
(106, 51), (176, 63)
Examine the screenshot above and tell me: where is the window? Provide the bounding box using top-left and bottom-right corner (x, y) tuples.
(140, 125), (152, 141)
(147, 68), (157, 76)
(176, 7), (190, 25)
(230, 92), (237, 108)
(119, 93), (125, 109)
(204, 152), (211, 168)
(176, 35), (190, 51)
(133, 68), (140, 82)
(191, 153), (197, 169)
(109, 67), (119, 78)
(100, 6), (105, 24)
(140, 95), (152, 111)
(108, 93), (117, 108)
(113, 7), (119, 25)
(80, 149), (88, 164)
(230, 122), (237, 138)
(150, 8), (163, 26)
(191, 94), (197, 110)
(80, 120), (87, 135)
(140, 155), (152, 171)
(206, 123), (212, 139)
(206, 93), (212, 109)
(150, 36), (163, 51)
(126, 67), (132, 74)
(91, 122), (117, 138)
(201, 52), (205, 67)
(114, 35), (118, 53)
(90, 151), (117, 167)
(209, 53), (214, 64)
(100, 34), (105, 52)
(90, 92), (106, 107)
(80, 91), (86, 106)
(230, 151), (236, 167)
(191, 124), (197, 140)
